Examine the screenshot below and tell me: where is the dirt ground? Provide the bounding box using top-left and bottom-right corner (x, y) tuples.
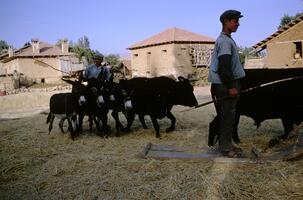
(0, 86), (303, 200)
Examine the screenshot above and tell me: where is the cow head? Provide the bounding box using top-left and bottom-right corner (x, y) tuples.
(173, 76), (198, 107)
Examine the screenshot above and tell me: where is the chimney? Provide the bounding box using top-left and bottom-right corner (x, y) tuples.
(31, 38), (40, 54)
(61, 38), (69, 54)
(8, 46), (14, 57)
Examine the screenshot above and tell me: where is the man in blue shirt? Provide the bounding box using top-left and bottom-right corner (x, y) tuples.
(82, 53), (111, 85)
(208, 10), (245, 157)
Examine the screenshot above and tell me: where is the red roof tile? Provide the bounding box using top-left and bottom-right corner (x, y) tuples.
(0, 41), (73, 63)
(128, 27), (215, 50)
(16, 42), (72, 57)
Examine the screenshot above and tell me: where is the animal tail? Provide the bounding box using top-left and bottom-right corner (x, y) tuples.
(46, 112), (52, 124)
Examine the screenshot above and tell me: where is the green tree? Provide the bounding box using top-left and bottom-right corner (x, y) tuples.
(77, 35), (90, 49)
(238, 46), (256, 65)
(278, 12), (303, 29)
(105, 54), (121, 72)
(279, 14), (293, 28)
(23, 42), (31, 47)
(69, 35), (95, 64)
(0, 40), (9, 54)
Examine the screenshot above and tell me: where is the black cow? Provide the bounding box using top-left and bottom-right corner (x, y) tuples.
(209, 68), (303, 146)
(119, 76), (198, 138)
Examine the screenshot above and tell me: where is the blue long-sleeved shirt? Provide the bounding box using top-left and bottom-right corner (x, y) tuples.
(83, 64), (111, 81)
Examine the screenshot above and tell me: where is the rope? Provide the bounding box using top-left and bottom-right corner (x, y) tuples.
(181, 75), (303, 112)
(33, 58), (73, 76)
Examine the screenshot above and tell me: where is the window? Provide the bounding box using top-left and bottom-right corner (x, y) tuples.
(179, 47), (187, 56)
(294, 42), (302, 58)
(146, 52), (151, 77)
(162, 50), (167, 57)
(133, 54), (138, 57)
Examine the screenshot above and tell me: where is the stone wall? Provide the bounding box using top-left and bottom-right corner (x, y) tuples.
(189, 67), (210, 86)
(1, 84), (71, 95)
(0, 76), (16, 91)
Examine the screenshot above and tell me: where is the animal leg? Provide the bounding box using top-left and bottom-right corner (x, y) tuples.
(232, 113), (241, 144)
(101, 115), (109, 138)
(67, 117), (75, 140)
(93, 116), (102, 132)
(208, 116), (218, 146)
(59, 118), (66, 133)
(122, 111), (135, 132)
(46, 112), (52, 124)
(111, 110), (123, 137)
(281, 118), (294, 139)
(268, 118), (294, 148)
(48, 113), (55, 134)
(150, 116), (160, 138)
(165, 111), (176, 132)
(139, 114), (148, 129)
(89, 115), (94, 133)
(77, 114), (84, 133)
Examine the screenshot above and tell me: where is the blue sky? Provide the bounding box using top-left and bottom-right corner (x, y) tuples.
(0, 0), (302, 57)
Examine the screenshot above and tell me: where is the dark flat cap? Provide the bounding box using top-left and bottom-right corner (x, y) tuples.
(93, 52), (104, 60)
(220, 10), (243, 23)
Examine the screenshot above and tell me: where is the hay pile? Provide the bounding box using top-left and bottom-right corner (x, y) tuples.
(1, 89), (303, 199)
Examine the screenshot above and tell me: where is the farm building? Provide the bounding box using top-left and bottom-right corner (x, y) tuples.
(0, 38), (84, 90)
(119, 59), (132, 78)
(127, 27), (215, 78)
(245, 15), (303, 69)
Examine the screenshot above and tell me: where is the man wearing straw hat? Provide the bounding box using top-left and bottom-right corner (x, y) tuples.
(208, 10), (245, 157)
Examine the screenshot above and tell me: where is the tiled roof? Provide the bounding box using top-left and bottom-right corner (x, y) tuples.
(253, 15), (303, 51)
(128, 27), (215, 50)
(0, 41), (72, 63)
(15, 42), (72, 57)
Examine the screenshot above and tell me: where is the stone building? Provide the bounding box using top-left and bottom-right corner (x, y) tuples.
(127, 27), (215, 78)
(119, 59), (132, 78)
(245, 15), (303, 69)
(0, 38), (84, 88)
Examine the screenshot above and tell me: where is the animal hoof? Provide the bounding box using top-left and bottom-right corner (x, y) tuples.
(208, 135), (218, 147)
(165, 127), (175, 133)
(233, 138), (241, 144)
(122, 127), (131, 132)
(278, 134), (288, 140)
